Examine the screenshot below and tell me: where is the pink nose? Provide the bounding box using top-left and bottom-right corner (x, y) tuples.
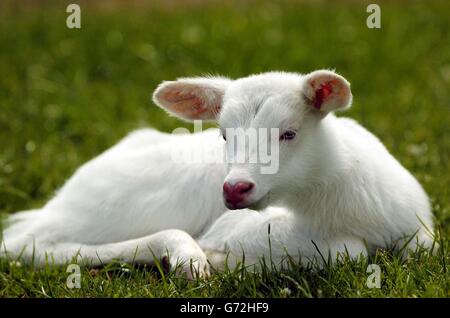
(223, 181), (254, 209)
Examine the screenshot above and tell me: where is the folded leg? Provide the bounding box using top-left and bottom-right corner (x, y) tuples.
(198, 207), (368, 271)
(2, 229), (209, 279)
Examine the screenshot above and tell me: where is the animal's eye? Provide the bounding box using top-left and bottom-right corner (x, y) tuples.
(280, 130), (297, 141)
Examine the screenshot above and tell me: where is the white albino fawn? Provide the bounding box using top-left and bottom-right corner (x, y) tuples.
(1, 70), (434, 278)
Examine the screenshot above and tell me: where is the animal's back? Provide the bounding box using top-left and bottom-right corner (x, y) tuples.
(1, 128), (228, 259)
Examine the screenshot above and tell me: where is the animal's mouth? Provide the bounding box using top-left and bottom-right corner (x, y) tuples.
(223, 192), (269, 211)
(224, 200), (250, 210)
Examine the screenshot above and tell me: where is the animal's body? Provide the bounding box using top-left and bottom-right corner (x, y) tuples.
(1, 70), (434, 277)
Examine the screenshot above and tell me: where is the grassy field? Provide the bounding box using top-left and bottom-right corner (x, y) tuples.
(0, 0), (449, 297)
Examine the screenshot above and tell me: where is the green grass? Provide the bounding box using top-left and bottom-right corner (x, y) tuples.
(0, 0), (449, 297)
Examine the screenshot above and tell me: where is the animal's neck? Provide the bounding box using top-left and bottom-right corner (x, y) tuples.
(278, 115), (352, 213)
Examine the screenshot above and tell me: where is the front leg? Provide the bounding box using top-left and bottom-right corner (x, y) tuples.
(198, 208), (368, 271)
(13, 229), (210, 279)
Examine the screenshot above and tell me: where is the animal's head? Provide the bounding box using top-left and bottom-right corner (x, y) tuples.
(153, 70), (352, 210)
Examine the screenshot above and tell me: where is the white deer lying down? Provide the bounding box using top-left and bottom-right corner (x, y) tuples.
(1, 70), (434, 278)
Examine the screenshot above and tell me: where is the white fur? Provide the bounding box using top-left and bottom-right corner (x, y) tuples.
(1, 70), (434, 277)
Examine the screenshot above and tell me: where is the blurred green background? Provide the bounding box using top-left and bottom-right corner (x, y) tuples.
(0, 0), (449, 297)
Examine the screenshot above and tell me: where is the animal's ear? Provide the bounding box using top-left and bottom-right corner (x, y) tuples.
(302, 70), (352, 113)
(152, 77), (231, 122)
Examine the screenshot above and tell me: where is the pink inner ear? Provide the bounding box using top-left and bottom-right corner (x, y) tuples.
(314, 82), (333, 110)
(161, 89), (210, 119)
